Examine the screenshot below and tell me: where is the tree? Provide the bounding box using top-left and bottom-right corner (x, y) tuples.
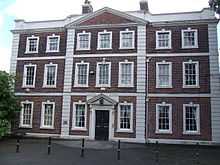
(209, 0), (220, 14)
(0, 71), (20, 138)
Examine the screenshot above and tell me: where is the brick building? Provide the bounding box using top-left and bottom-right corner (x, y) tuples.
(10, 0), (220, 144)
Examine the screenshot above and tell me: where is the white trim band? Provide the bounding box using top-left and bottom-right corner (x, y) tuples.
(17, 56), (65, 61)
(148, 93), (211, 98)
(147, 52), (209, 57)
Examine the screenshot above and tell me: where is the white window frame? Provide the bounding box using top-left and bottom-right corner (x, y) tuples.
(46, 34), (60, 52)
(20, 101), (34, 128)
(183, 61), (199, 88)
(119, 29), (135, 49)
(181, 28), (198, 49)
(156, 61), (172, 88)
(43, 63), (58, 88)
(97, 30), (112, 50)
(25, 35), (39, 54)
(40, 101), (55, 129)
(118, 61), (134, 87)
(74, 61), (89, 87)
(96, 61), (111, 87)
(183, 103), (200, 135)
(156, 103), (172, 134)
(72, 101), (87, 131)
(117, 102), (133, 133)
(22, 64), (37, 88)
(76, 31), (91, 51)
(156, 30), (172, 49)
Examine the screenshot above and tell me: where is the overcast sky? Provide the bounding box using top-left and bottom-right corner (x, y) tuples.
(0, 0), (214, 71)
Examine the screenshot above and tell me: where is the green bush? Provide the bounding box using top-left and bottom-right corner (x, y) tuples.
(0, 71), (20, 138)
(0, 120), (9, 137)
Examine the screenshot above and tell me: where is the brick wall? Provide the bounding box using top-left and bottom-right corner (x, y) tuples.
(74, 26), (137, 54)
(147, 56), (210, 94)
(148, 97), (211, 141)
(18, 31), (67, 57)
(15, 59), (65, 93)
(146, 24), (209, 53)
(72, 56), (137, 93)
(13, 96), (63, 134)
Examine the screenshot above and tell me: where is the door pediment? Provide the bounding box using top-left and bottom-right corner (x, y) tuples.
(87, 94), (117, 106)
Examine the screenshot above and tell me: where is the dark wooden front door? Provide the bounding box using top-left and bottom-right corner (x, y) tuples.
(95, 110), (109, 141)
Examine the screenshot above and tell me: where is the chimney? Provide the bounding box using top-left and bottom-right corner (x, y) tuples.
(139, 0), (149, 12)
(82, 0), (93, 14)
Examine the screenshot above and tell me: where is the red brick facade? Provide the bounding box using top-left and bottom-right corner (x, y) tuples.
(148, 97), (211, 141)
(13, 96), (63, 135)
(146, 24), (209, 54)
(74, 27), (137, 54)
(18, 31), (67, 57)
(72, 56), (137, 93)
(11, 6), (217, 144)
(147, 56), (210, 94)
(15, 59), (65, 93)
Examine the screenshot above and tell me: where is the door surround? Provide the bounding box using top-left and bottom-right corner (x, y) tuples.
(89, 105), (114, 140)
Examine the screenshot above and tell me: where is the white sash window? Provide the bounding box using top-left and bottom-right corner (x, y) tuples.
(74, 62), (89, 87)
(43, 63), (58, 88)
(156, 62), (172, 88)
(25, 35), (39, 53)
(96, 62), (111, 87)
(183, 61), (199, 88)
(46, 34), (60, 52)
(41, 101), (55, 129)
(117, 103), (133, 132)
(183, 103), (200, 134)
(72, 102), (87, 130)
(119, 61), (134, 87)
(156, 103), (172, 134)
(22, 64), (37, 88)
(20, 101), (33, 128)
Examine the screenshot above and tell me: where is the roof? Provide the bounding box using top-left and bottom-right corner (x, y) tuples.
(12, 7), (216, 32)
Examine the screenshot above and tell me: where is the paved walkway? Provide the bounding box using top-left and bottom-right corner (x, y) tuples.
(54, 139), (145, 149)
(0, 138), (220, 165)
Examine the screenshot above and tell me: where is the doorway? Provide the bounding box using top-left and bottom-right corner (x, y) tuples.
(95, 110), (109, 140)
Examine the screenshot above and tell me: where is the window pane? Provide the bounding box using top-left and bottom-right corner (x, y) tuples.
(121, 63), (132, 85)
(184, 63), (197, 86)
(46, 66), (56, 86)
(22, 103), (32, 125)
(121, 32), (133, 48)
(158, 64), (170, 86)
(79, 34), (89, 49)
(44, 104), (53, 127)
(185, 106), (198, 131)
(29, 38), (37, 52)
(99, 33), (111, 49)
(75, 104), (85, 128)
(26, 66), (35, 86)
(120, 105), (131, 129)
(77, 64), (88, 85)
(49, 37), (59, 51)
(184, 31), (195, 47)
(99, 64), (109, 85)
(158, 32), (170, 48)
(158, 106), (170, 130)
